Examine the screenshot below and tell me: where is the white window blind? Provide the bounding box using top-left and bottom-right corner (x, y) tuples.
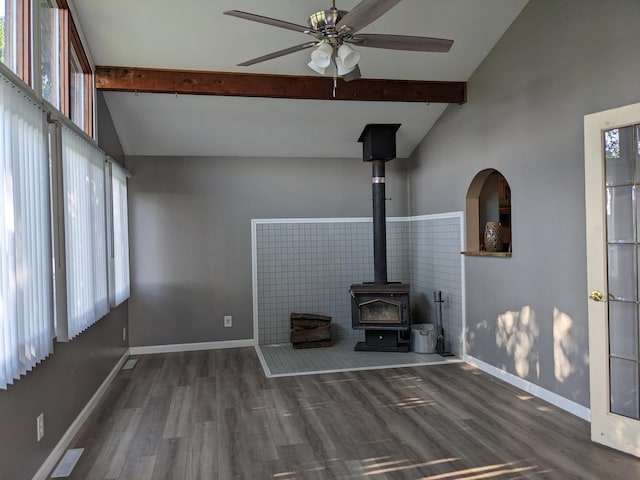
(61, 124), (108, 339)
(108, 161), (130, 306)
(0, 74), (54, 390)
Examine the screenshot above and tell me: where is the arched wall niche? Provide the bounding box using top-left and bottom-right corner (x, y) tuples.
(465, 169), (512, 256)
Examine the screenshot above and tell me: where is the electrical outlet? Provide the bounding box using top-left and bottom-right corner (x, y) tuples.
(223, 315), (232, 328)
(122, 327), (127, 342)
(36, 413), (44, 442)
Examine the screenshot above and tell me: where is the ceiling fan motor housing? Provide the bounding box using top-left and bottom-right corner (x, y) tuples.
(308, 9), (349, 41)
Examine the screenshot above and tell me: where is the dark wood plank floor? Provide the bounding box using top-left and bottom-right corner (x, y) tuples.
(55, 347), (640, 479)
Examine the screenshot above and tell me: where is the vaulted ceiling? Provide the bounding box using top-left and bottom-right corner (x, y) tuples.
(72, 0), (528, 158)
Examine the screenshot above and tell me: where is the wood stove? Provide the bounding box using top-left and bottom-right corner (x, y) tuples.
(350, 124), (410, 352)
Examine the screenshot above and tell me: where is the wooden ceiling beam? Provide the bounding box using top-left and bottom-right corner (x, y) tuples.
(95, 66), (467, 104)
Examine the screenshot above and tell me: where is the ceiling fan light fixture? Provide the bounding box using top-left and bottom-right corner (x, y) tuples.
(307, 60), (326, 75)
(310, 43), (334, 69)
(335, 56), (356, 76)
(337, 43), (360, 69)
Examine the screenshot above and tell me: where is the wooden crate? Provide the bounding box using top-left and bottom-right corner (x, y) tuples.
(290, 313), (332, 349)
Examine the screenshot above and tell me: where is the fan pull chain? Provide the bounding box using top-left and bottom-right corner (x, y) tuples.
(332, 53), (338, 98)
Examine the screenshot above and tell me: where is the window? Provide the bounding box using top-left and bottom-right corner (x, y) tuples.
(58, 124), (108, 340)
(39, 1), (93, 134)
(0, 0), (18, 72)
(68, 26), (92, 135)
(1, 0), (28, 79)
(40, 0), (61, 108)
(0, 72), (54, 390)
(3, 0), (93, 133)
(107, 160), (130, 306)
(69, 46), (83, 126)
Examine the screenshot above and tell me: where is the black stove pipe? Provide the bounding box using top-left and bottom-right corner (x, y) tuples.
(372, 159), (387, 285)
(358, 123), (400, 286)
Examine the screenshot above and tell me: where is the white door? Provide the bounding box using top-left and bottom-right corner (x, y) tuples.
(585, 102), (640, 457)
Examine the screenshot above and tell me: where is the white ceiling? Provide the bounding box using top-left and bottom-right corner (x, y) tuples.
(72, 0), (529, 159)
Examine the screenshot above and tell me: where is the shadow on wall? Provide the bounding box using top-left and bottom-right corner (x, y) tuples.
(466, 306), (540, 382)
(411, 292), (432, 324)
(466, 307), (589, 400)
(496, 306), (540, 380)
(553, 308), (588, 385)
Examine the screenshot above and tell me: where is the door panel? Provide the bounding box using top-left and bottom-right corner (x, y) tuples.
(608, 301), (638, 360)
(585, 102), (640, 456)
(607, 244), (637, 301)
(606, 185), (634, 242)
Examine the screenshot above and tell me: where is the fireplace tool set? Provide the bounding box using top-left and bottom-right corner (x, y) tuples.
(434, 290), (454, 357)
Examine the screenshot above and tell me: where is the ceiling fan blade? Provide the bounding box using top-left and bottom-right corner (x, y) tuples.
(352, 33), (453, 52)
(342, 65), (362, 82)
(237, 42), (317, 67)
(224, 10), (315, 34)
(336, 0), (402, 34)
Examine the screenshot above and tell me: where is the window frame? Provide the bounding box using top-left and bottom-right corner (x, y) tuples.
(67, 17), (91, 136)
(0, 0), (30, 80)
(39, 0), (62, 109)
(3, 1), (94, 136)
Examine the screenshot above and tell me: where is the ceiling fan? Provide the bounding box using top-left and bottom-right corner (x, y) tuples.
(224, 0), (453, 82)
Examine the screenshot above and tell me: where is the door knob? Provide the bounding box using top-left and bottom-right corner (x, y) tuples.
(589, 290), (605, 302)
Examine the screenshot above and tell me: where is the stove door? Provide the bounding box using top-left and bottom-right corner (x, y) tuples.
(358, 298), (402, 324)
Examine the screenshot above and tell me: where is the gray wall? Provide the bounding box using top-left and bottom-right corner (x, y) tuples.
(0, 304), (128, 480)
(407, 0), (640, 407)
(127, 155), (408, 347)
(97, 91), (125, 165)
(0, 94), (129, 480)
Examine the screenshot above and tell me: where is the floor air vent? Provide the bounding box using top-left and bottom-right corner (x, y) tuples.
(122, 358), (138, 370)
(50, 448), (84, 478)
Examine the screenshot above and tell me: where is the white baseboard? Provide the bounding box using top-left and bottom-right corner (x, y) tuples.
(129, 338), (255, 355)
(32, 349), (130, 480)
(253, 345), (273, 377)
(465, 355), (590, 421)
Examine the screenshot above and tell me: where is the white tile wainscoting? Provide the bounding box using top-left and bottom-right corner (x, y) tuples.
(252, 213), (465, 357)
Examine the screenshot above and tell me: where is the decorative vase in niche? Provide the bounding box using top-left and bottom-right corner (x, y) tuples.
(484, 221), (504, 252)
